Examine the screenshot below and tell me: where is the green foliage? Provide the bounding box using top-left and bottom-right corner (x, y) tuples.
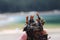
(44, 23), (60, 28)
(0, 0), (60, 12)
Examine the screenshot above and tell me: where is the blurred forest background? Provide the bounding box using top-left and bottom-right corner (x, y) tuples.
(0, 0), (60, 12)
(0, 0), (60, 30)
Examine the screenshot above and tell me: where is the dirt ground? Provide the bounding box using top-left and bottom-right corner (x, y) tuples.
(0, 28), (60, 40)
